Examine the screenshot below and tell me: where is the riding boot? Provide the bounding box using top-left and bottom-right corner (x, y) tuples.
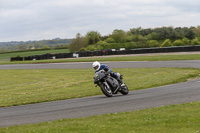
(116, 76), (125, 87)
(110, 72), (125, 87)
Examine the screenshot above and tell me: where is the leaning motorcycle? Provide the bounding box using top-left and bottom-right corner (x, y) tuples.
(94, 70), (129, 97)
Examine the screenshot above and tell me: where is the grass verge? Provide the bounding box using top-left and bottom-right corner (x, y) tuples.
(0, 102), (200, 132)
(0, 68), (199, 107)
(1, 53), (200, 65)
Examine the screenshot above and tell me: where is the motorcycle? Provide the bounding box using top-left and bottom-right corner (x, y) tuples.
(94, 70), (129, 97)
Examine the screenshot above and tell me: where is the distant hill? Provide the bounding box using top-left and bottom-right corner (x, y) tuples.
(0, 38), (72, 52)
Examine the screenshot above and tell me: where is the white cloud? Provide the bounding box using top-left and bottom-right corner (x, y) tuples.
(0, 0), (200, 41)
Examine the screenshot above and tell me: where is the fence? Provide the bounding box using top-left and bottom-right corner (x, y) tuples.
(10, 45), (200, 61)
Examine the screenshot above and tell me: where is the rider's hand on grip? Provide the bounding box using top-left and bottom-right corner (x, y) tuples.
(104, 67), (109, 72)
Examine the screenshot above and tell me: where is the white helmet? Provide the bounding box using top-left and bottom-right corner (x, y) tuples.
(92, 61), (100, 71)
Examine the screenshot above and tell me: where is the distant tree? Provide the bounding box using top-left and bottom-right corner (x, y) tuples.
(161, 39), (173, 47)
(79, 47), (87, 51)
(191, 38), (200, 45)
(96, 41), (110, 49)
(111, 29), (127, 43)
(125, 31), (138, 42)
(100, 35), (109, 41)
(105, 37), (115, 43)
(173, 40), (184, 46)
(173, 27), (185, 39)
(148, 40), (160, 47)
(42, 45), (50, 49)
(85, 31), (101, 45)
(125, 35), (133, 42)
(130, 26), (196, 41)
(193, 26), (200, 37)
(69, 33), (87, 52)
(131, 34), (145, 42)
(135, 35), (148, 48)
(154, 27), (173, 40)
(146, 32), (159, 40)
(124, 42), (137, 49)
(85, 45), (97, 51)
(183, 27), (195, 40)
(130, 27), (143, 35)
(182, 38), (190, 45)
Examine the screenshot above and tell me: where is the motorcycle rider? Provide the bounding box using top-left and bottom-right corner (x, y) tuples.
(92, 61), (125, 87)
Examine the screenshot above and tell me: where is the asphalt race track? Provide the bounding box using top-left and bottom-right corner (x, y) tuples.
(1, 60), (200, 69)
(0, 60), (200, 127)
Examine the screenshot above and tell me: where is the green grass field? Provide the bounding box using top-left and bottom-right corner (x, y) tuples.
(0, 49), (69, 63)
(0, 68), (199, 107)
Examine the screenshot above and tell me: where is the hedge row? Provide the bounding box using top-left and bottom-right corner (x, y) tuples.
(10, 45), (200, 62)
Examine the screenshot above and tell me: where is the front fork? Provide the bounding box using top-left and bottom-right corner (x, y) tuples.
(95, 81), (110, 90)
(103, 81), (110, 89)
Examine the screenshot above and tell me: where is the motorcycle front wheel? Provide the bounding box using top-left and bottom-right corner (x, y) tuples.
(99, 83), (113, 97)
(120, 83), (129, 95)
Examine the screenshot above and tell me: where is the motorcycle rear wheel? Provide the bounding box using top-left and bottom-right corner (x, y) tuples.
(99, 83), (113, 97)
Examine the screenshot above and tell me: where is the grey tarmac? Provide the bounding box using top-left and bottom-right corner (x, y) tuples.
(1, 60), (200, 69)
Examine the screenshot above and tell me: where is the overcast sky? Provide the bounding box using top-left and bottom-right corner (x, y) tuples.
(0, 0), (200, 42)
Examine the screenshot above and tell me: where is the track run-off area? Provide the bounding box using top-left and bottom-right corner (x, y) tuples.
(0, 59), (200, 127)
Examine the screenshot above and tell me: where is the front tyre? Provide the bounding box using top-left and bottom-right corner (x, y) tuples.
(120, 83), (129, 95)
(99, 83), (113, 97)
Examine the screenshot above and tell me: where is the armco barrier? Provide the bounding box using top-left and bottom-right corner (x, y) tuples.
(11, 45), (200, 61)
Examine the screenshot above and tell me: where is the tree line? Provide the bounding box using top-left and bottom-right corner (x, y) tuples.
(1, 26), (200, 53)
(69, 26), (200, 52)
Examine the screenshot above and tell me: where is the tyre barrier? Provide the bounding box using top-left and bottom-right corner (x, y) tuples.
(10, 45), (200, 61)
(10, 57), (23, 62)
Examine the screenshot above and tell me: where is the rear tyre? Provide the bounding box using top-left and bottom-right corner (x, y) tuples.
(99, 83), (113, 97)
(120, 83), (129, 95)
